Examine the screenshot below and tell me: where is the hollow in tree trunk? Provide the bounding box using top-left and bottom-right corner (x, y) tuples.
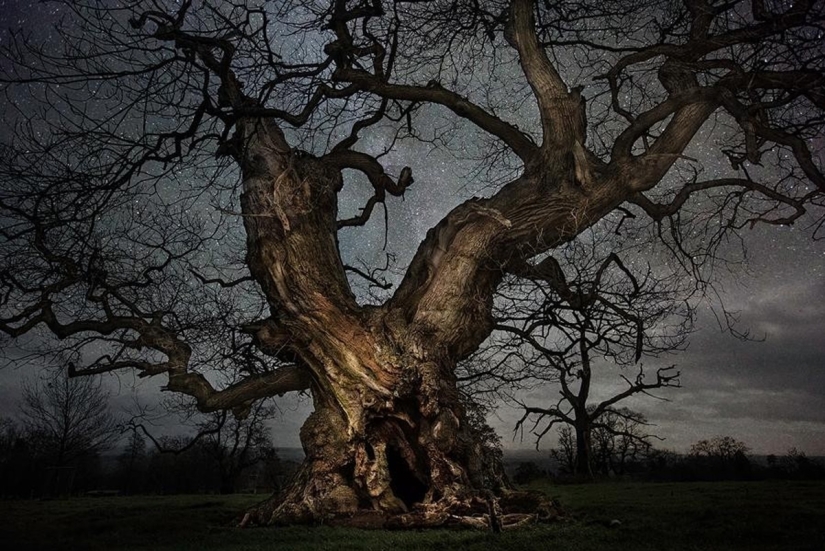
(241, 357), (560, 529)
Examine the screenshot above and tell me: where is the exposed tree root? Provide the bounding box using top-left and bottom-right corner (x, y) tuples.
(239, 488), (563, 531)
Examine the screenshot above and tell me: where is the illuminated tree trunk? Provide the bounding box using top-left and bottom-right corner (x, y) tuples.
(234, 118), (572, 527)
(251, 356), (512, 527)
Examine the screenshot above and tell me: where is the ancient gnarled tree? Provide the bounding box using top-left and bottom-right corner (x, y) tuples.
(1, 0), (823, 528)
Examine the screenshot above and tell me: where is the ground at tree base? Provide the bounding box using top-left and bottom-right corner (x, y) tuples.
(3, 480), (824, 550)
(239, 487), (563, 530)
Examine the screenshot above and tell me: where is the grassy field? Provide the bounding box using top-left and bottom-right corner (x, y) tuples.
(2, 480), (824, 550)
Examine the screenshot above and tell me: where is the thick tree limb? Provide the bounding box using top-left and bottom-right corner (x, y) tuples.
(325, 150), (414, 229)
(164, 366), (311, 413)
(506, 0), (576, 149)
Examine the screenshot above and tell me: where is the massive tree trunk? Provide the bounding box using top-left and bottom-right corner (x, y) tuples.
(246, 357), (516, 528)
(224, 4), (654, 519)
(229, 113), (626, 528)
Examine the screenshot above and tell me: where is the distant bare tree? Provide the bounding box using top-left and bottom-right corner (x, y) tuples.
(468, 241), (687, 478)
(19, 367), (118, 493)
(195, 400), (277, 494)
(688, 435), (752, 479)
(590, 407), (655, 476)
(777, 448), (825, 480)
(689, 435), (750, 461)
(550, 408), (655, 477)
(126, 396), (278, 494)
(550, 426), (576, 475)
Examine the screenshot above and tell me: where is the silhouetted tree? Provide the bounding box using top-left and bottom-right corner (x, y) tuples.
(688, 435), (752, 479)
(590, 408), (655, 476)
(19, 368), (118, 495)
(549, 407), (655, 477)
(477, 241), (686, 478)
(460, 395), (509, 491)
(0, 417), (36, 497)
(194, 400), (277, 494)
(777, 447), (825, 480)
(1, 0), (823, 527)
(690, 435), (750, 460)
(115, 430), (148, 495)
(550, 426), (577, 475)
(124, 396), (282, 494)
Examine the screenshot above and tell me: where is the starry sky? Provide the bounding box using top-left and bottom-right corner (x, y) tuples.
(1, 0), (824, 457)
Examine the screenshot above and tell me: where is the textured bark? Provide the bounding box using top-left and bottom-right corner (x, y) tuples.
(224, 6), (654, 513)
(187, 48), (637, 527)
(229, 116), (577, 528)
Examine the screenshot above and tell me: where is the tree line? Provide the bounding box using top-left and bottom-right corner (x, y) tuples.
(513, 432), (825, 484)
(0, 369), (294, 498)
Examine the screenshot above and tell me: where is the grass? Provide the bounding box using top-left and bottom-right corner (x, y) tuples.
(1, 480), (824, 550)
(533, 479), (825, 550)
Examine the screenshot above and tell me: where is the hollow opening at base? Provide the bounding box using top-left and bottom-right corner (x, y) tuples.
(386, 445), (428, 509)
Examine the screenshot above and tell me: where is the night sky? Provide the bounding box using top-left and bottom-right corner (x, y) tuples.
(1, 0), (824, 457)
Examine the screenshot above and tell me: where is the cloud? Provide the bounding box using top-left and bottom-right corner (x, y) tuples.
(656, 387), (825, 424)
(636, 248), (825, 453)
